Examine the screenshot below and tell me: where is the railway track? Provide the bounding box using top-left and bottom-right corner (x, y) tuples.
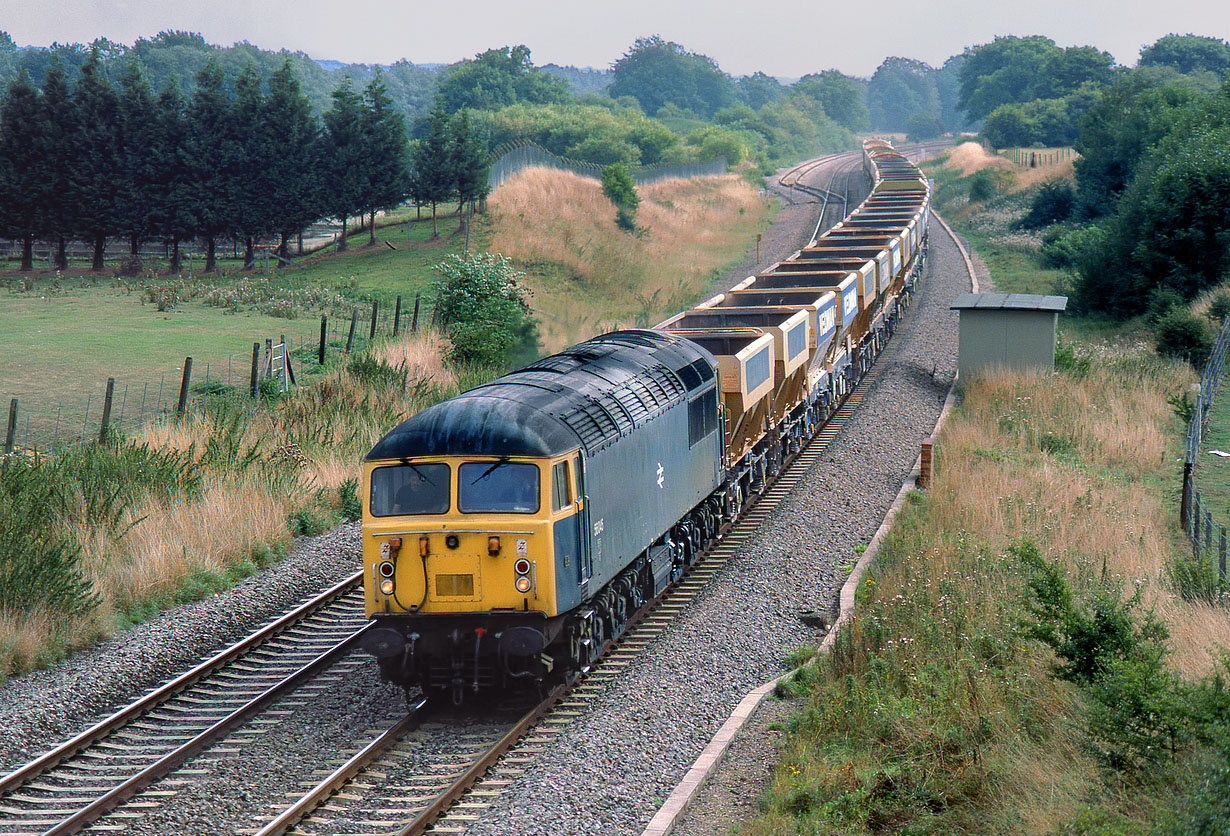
(0, 572), (367, 836)
(247, 228), (926, 836)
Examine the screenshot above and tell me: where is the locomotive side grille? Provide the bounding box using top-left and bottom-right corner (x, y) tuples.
(597, 392), (635, 434)
(562, 402), (618, 449)
(613, 387), (651, 422)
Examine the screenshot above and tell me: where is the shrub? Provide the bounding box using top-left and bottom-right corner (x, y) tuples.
(1207, 290), (1230, 325)
(967, 168), (1001, 202)
(339, 478), (361, 522)
(602, 162), (640, 233)
(1155, 308), (1212, 367)
(432, 253), (539, 367)
(1019, 180), (1076, 228)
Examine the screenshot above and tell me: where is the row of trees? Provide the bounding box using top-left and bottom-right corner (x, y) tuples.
(0, 53), (489, 272)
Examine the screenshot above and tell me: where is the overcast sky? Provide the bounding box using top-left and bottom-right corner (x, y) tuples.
(3, 0), (1228, 78)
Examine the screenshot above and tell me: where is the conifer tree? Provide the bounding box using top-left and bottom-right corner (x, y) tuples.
(151, 80), (193, 273)
(185, 61), (233, 272)
(360, 73), (410, 245)
(39, 64), (76, 271)
(115, 59), (159, 260)
(448, 109), (489, 226)
(230, 65), (270, 268)
(410, 104), (453, 238)
(319, 78), (367, 252)
(0, 72), (45, 270)
(265, 59), (320, 263)
(73, 52), (122, 270)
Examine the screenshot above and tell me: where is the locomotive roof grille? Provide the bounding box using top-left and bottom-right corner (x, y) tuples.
(366, 329), (715, 460)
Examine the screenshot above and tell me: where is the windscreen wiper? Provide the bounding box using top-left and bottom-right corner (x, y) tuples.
(474, 457), (511, 482)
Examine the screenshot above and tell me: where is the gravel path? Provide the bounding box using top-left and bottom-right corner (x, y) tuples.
(463, 171), (965, 836)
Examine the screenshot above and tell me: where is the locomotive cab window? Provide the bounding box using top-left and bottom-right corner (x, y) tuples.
(551, 461), (572, 512)
(459, 462), (540, 513)
(688, 392), (718, 447)
(370, 463), (450, 517)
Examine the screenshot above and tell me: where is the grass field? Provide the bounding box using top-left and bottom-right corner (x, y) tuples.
(0, 214), (473, 449)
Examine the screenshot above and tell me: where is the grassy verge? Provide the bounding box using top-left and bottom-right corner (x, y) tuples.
(742, 153), (1230, 834)
(486, 167), (775, 351)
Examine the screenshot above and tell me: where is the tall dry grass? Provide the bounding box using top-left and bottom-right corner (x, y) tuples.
(943, 142), (1074, 190)
(487, 167), (772, 350)
(745, 342), (1227, 835)
(1, 331), (457, 680)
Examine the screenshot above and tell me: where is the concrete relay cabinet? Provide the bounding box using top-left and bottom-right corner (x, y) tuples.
(950, 293), (1068, 379)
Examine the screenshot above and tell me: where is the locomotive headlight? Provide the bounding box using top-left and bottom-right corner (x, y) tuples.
(380, 579), (395, 595)
(515, 576), (532, 593)
(445, 534), (460, 550)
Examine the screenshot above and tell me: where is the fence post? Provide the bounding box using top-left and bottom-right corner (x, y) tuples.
(411, 292), (421, 333)
(176, 358), (193, 421)
(265, 339), (273, 379)
(318, 315), (327, 366)
(369, 300), (379, 342)
(4, 398), (16, 459)
(346, 308), (358, 353)
(99, 377), (115, 443)
(1205, 509), (1213, 553)
(1220, 527), (1227, 578)
(250, 342), (260, 398)
(393, 296), (402, 337)
(918, 437), (933, 488)
(1180, 461), (1193, 527)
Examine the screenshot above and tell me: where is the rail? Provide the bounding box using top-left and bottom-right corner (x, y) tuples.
(1180, 313), (1230, 577)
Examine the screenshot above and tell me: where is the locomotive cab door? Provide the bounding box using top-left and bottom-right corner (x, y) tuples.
(551, 454), (590, 606)
(575, 455), (592, 586)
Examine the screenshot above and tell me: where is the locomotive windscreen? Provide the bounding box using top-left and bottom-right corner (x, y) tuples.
(370, 463), (450, 516)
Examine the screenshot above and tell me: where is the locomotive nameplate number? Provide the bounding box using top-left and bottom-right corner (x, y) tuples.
(516, 538), (528, 556)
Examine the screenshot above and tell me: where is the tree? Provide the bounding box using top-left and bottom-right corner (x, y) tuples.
(448, 109), (489, 226)
(184, 61), (235, 272)
(264, 59), (320, 262)
(609, 36), (737, 119)
(410, 104), (454, 238)
(737, 71), (783, 111)
(1140, 34), (1230, 76)
(359, 74), (411, 245)
(432, 253), (537, 366)
(38, 64), (77, 271)
(1073, 73), (1203, 217)
(435, 45), (568, 113)
(867, 57), (939, 132)
(793, 71), (868, 132)
(1075, 90), (1230, 317)
(72, 52), (123, 271)
(0, 72), (45, 269)
(229, 65), (271, 269)
(601, 162), (639, 232)
(115, 60), (160, 260)
(905, 112), (945, 142)
(958, 36), (1113, 121)
(150, 80), (193, 273)
(318, 77), (367, 252)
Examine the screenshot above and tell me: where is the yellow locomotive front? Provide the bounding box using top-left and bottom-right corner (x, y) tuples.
(358, 379), (592, 700)
(363, 453), (584, 620)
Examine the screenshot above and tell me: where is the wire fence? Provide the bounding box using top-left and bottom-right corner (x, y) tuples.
(487, 141), (727, 192)
(1, 293), (432, 459)
(1180, 314), (1230, 577)
(993, 146), (1077, 168)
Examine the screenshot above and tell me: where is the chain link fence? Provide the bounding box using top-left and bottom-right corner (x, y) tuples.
(1181, 314), (1230, 577)
(487, 141), (727, 192)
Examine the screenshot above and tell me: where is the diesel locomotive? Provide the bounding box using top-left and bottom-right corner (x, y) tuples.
(359, 140), (930, 701)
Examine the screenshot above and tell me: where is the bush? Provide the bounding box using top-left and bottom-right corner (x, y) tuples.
(432, 253), (539, 367)
(1018, 180), (1076, 228)
(1207, 290), (1230, 325)
(1147, 285), (1185, 324)
(602, 163), (640, 233)
(339, 478), (361, 522)
(1155, 308), (1212, 366)
(967, 168), (1001, 202)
